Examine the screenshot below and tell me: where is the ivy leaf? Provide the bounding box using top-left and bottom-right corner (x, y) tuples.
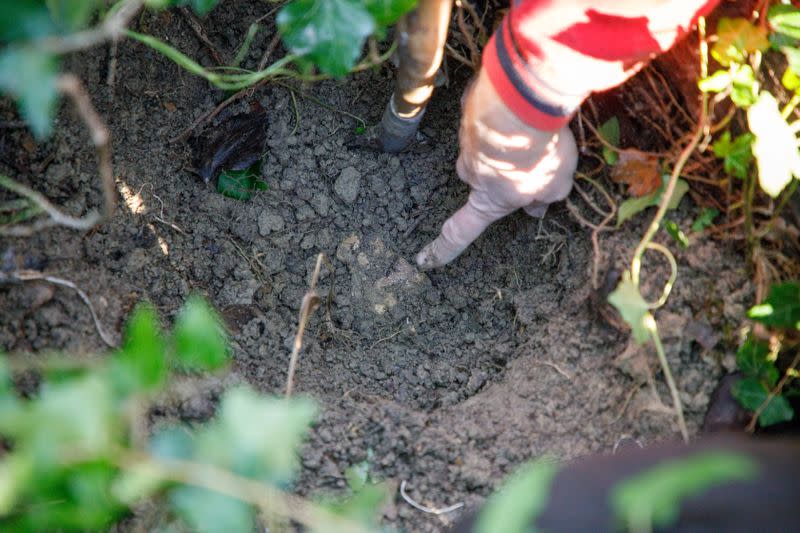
(698, 70), (731, 93)
(781, 66), (800, 92)
(617, 178), (688, 226)
(712, 17), (769, 66)
(21, 375), (116, 464)
(171, 487), (254, 533)
(329, 482), (388, 526)
(691, 207), (719, 232)
(186, 0), (219, 15)
(113, 303), (167, 394)
(735, 338), (778, 386)
(0, 0), (57, 41)
(748, 281), (800, 329)
(475, 459), (560, 533)
(712, 131), (753, 180)
(769, 4), (800, 40)
(363, 0), (417, 26)
(194, 387), (316, 484)
(747, 91), (800, 198)
(173, 295), (228, 371)
(144, 0), (220, 15)
(612, 452), (757, 531)
(46, 0), (102, 31)
(781, 46), (800, 76)
(0, 47), (60, 139)
(608, 274), (652, 344)
(599, 116), (620, 165)
(278, 0), (376, 77)
(664, 221), (688, 249)
(730, 64), (758, 107)
(217, 166), (266, 201)
(731, 377), (794, 427)
(345, 460), (370, 492)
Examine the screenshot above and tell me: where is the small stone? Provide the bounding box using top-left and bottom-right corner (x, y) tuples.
(257, 211), (284, 236)
(334, 166), (361, 204)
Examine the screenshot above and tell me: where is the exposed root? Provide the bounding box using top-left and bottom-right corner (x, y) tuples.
(399, 481), (464, 516)
(0, 270), (117, 347)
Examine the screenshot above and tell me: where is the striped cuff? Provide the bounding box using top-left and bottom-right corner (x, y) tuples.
(483, 16), (584, 132)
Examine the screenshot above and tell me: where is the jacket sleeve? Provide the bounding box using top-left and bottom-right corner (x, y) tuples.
(483, 0), (720, 131)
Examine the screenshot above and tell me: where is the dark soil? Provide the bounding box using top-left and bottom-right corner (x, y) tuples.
(0, 2), (753, 531)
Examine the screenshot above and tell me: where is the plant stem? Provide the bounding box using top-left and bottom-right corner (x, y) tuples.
(757, 179), (798, 239)
(648, 318), (689, 443)
(743, 166), (757, 268)
(112, 449), (371, 533)
(782, 93), (800, 120)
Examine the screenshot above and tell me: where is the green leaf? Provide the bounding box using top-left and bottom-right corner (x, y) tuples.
(747, 91), (800, 198)
(769, 4), (800, 40)
(46, 0), (101, 30)
(691, 207), (719, 232)
(278, 0), (376, 77)
(0, 453), (33, 515)
(171, 486), (254, 533)
(173, 295), (228, 371)
(730, 64), (758, 107)
(20, 374), (115, 464)
(363, 0), (417, 26)
(20, 461), (124, 530)
(612, 452), (757, 531)
(712, 131), (753, 180)
(781, 46), (800, 75)
(0, 47), (60, 139)
(144, 0), (220, 15)
(149, 425), (196, 461)
(599, 116), (620, 165)
(617, 178), (689, 226)
(0, 0), (57, 41)
(187, 0), (219, 15)
(607, 274), (652, 345)
(735, 338), (778, 386)
(698, 70), (732, 93)
(664, 220), (688, 249)
(475, 458), (560, 533)
(194, 387), (316, 484)
(781, 66), (800, 91)
(328, 482), (388, 527)
(217, 167), (262, 201)
(345, 460), (370, 492)
(114, 303), (167, 393)
(712, 17), (769, 66)
(731, 376), (794, 427)
(747, 281), (800, 329)
(111, 466), (165, 506)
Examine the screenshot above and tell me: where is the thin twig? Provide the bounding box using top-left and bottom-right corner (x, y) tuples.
(179, 6), (225, 65)
(285, 253), (334, 398)
(746, 352), (800, 433)
(257, 33), (283, 72)
(39, 0), (144, 54)
(57, 74), (116, 220)
(399, 481), (464, 516)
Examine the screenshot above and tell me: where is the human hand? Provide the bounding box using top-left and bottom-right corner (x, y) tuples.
(415, 69), (578, 270)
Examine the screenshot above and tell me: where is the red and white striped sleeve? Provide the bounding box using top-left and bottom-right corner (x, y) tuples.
(482, 0), (721, 131)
